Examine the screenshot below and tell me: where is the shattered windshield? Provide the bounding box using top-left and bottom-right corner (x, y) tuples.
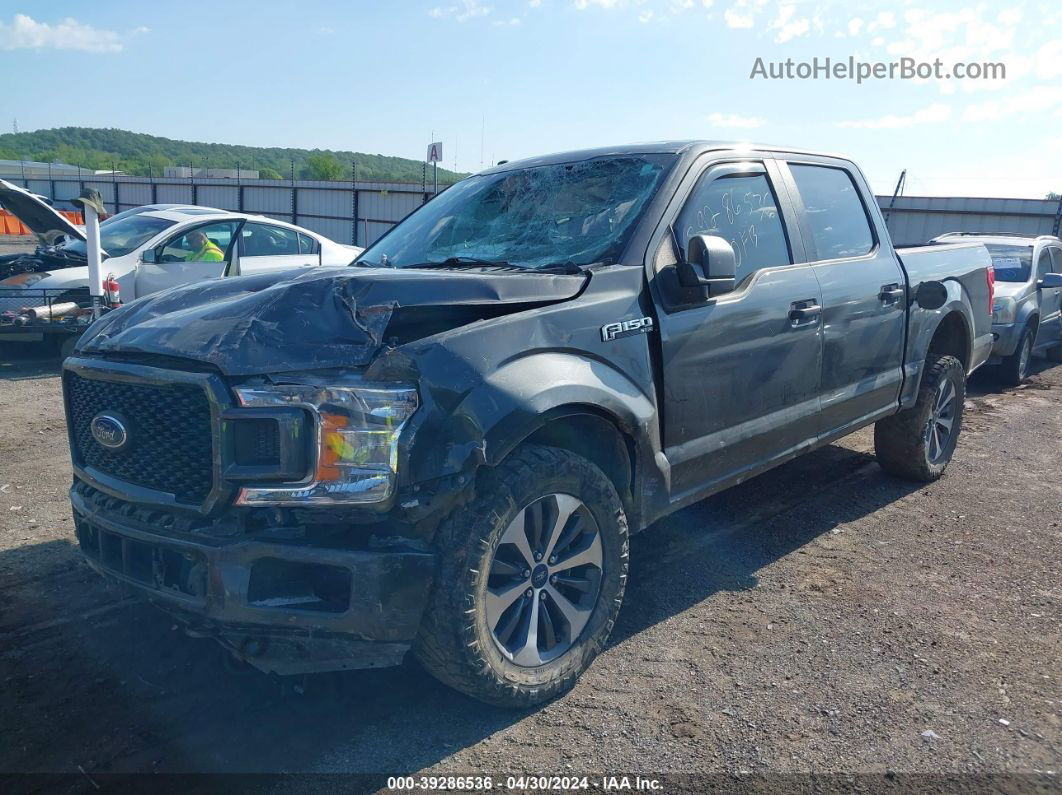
(60, 215), (175, 259)
(357, 154), (676, 270)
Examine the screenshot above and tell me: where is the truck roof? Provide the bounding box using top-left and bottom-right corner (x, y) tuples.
(482, 140), (854, 174)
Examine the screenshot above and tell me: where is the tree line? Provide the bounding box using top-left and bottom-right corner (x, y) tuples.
(0, 127), (466, 184)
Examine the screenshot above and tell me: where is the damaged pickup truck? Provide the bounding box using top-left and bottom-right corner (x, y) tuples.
(64, 142), (994, 706)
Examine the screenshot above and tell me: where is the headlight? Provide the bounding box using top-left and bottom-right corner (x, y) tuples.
(232, 377), (418, 505)
(992, 297), (1017, 324)
(0, 272), (48, 287)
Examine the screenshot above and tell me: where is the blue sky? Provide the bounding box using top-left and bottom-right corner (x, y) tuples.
(2, 0), (1060, 197)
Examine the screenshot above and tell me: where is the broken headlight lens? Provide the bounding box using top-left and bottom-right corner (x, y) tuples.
(232, 379), (418, 505)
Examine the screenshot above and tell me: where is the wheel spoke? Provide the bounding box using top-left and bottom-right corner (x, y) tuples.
(545, 584), (592, 641)
(935, 380), (954, 413)
(539, 597), (558, 650)
(554, 573), (593, 594)
(499, 511), (536, 569)
(494, 596), (529, 646)
(928, 426), (941, 460)
(490, 557), (524, 578)
(485, 580), (528, 628)
(935, 414), (954, 434)
(552, 532), (602, 574)
(543, 494), (581, 560)
(511, 596), (541, 666)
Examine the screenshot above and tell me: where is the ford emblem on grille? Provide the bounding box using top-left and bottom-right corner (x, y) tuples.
(90, 413), (130, 451)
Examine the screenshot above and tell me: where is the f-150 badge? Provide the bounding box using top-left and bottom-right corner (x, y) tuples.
(601, 316), (654, 342)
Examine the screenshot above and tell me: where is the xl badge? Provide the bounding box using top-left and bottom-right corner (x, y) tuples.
(601, 316), (654, 342)
(90, 413), (130, 451)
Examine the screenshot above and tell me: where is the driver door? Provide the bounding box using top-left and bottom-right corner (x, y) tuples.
(651, 160), (823, 500)
(135, 220), (240, 297)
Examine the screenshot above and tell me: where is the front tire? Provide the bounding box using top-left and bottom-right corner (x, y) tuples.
(874, 353), (966, 482)
(999, 325), (1034, 386)
(415, 444), (628, 707)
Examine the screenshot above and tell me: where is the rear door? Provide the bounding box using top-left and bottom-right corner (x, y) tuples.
(650, 157), (823, 500)
(237, 222), (318, 274)
(778, 159), (907, 436)
(134, 220), (240, 297)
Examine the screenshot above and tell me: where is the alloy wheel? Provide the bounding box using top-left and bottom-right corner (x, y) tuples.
(925, 378), (957, 464)
(484, 493), (604, 667)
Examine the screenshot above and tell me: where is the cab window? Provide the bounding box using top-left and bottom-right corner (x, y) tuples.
(675, 172), (791, 286)
(789, 164), (874, 260)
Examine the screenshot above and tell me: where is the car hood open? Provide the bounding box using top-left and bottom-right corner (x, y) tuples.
(0, 179), (86, 245)
(76, 266), (587, 375)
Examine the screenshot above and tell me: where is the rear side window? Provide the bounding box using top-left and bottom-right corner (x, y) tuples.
(790, 164), (874, 260)
(298, 232), (320, 255)
(675, 172), (791, 286)
(1051, 247), (1062, 274)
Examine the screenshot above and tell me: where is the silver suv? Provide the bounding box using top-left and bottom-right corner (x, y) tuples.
(933, 233), (1062, 384)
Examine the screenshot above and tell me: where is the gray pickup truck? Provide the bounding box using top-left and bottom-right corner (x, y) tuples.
(64, 142), (993, 706)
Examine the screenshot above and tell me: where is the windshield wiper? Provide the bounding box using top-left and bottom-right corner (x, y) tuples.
(413, 256), (517, 270)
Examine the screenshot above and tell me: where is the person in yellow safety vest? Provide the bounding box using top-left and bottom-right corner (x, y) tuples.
(185, 230), (224, 262)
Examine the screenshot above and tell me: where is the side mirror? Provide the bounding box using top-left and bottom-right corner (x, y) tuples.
(677, 234), (737, 298)
(913, 280), (948, 310)
(140, 248), (157, 264)
(1038, 273), (1062, 289)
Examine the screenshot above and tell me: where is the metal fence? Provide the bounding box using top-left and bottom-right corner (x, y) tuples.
(5, 173), (437, 248)
(877, 195), (1062, 246)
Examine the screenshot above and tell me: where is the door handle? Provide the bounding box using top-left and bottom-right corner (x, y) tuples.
(879, 283), (906, 304)
(789, 300), (821, 325)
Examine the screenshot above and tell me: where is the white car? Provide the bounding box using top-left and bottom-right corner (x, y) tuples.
(0, 179), (362, 306)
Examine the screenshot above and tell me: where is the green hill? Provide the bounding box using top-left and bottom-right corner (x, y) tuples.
(0, 127), (467, 184)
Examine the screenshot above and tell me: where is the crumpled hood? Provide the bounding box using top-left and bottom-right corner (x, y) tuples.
(76, 266), (587, 375)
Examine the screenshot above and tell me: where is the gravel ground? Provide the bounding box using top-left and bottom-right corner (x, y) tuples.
(0, 282), (1059, 788)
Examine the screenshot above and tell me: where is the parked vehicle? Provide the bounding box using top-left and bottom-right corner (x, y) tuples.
(932, 232), (1062, 384)
(0, 179), (362, 353)
(64, 142), (993, 707)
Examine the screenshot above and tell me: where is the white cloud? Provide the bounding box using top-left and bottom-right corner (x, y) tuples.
(528, 0), (542, 5)
(838, 103), (952, 129)
(847, 17), (864, 36)
(492, 16), (522, 25)
(639, 10), (655, 22)
(0, 13), (124, 52)
(429, 0), (491, 21)
(963, 85), (1062, 122)
(724, 8), (754, 28)
(574, 0), (620, 8)
(708, 112), (765, 129)
(867, 11), (895, 32)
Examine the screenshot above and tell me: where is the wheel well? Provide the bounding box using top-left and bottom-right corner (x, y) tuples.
(524, 411), (635, 514)
(927, 311), (971, 371)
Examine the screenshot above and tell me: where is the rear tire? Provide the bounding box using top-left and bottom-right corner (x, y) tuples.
(999, 325), (1034, 386)
(874, 353), (966, 482)
(414, 444), (628, 708)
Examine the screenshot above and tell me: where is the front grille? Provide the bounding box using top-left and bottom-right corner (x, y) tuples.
(65, 370), (214, 504)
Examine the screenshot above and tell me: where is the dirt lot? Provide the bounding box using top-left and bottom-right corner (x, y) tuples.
(0, 306), (1059, 786)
